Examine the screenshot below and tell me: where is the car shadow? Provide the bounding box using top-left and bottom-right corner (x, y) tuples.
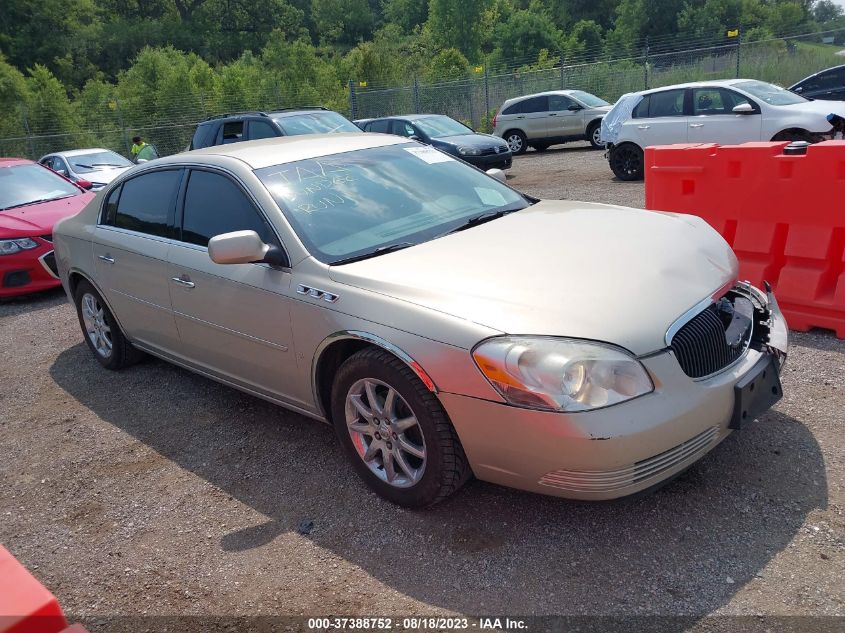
(50, 343), (827, 620)
(0, 287), (66, 318)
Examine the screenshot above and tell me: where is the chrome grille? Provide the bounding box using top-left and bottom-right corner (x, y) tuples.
(538, 427), (719, 494)
(670, 303), (749, 379)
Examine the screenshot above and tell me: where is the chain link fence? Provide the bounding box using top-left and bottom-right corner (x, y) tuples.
(2, 28), (843, 160)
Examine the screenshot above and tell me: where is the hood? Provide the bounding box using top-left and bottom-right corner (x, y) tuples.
(779, 98), (845, 127)
(328, 201), (738, 355)
(587, 105), (613, 114)
(83, 166), (131, 185)
(0, 192), (95, 238)
(433, 134), (509, 150)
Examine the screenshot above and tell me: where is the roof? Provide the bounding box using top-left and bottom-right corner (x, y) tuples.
(636, 79), (751, 96)
(502, 89), (583, 103)
(175, 133), (408, 169)
(43, 148), (114, 158)
(0, 158), (33, 168)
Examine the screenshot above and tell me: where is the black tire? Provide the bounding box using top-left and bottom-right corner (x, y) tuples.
(73, 279), (144, 370)
(331, 347), (471, 508)
(587, 121), (604, 149)
(772, 129), (812, 143)
(609, 143), (644, 181)
(531, 143), (550, 152)
(503, 130), (528, 155)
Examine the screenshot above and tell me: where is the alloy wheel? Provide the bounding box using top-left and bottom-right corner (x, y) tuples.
(81, 292), (113, 358)
(506, 134), (523, 153)
(345, 378), (426, 488)
(592, 126), (603, 147)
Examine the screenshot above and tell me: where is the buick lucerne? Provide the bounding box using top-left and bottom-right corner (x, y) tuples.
(53, 134), (788, 507)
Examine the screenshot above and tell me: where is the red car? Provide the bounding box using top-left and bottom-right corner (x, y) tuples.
(1, 158), (95, 297)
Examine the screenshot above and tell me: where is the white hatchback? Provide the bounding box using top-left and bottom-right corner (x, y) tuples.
(602, 79), (844, 180)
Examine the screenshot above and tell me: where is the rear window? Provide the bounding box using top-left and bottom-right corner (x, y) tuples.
(367, 120), (391, 133)
(273, 111), (359, 135)
(191, 123), (213, 149)
(503, 96), (548, 115)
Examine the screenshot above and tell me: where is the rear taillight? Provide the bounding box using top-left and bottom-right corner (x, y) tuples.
(492, 111), (498, 128)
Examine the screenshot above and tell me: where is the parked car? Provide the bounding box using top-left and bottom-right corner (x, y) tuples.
(789, 64), (845, 101)
(40, 148), (134, 191)
(602, 79), (843, 180)
(1, 158), (95, 297)
(189, 108), (360, 150)
(355, 114), (512, 170)
(492, 90), (612, 154)
(53, 134), (788, 508)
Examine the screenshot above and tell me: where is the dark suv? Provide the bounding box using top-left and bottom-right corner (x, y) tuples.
(189, 108), (361, 150)
(789, 65), (845, 102)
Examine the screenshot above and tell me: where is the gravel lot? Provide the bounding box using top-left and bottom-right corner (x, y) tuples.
(1, 143), (843, 631)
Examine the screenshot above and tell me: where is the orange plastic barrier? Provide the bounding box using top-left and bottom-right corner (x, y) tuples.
(645, 140), (845, 338)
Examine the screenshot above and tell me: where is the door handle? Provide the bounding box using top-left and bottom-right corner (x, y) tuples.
(637, 125), (650, 130)
(689, 123), (704, 128)
(548, 113), (558, 116)
(98, 254), (115, 264)
(171, 276), (195, 289)
(516, 116), (525, 119)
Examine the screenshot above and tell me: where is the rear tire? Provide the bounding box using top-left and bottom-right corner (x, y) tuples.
(504, 130), (527, 155)
(587, 121), (604, 149)
(73, 279), (144, 370)
(331, 347), (471, 508)
(609, 143), (644, 181)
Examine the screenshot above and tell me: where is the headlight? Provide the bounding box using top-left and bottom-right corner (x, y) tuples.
(458, 146), (481, 156)
(0, 238), (39, 255)
(472, 336), (654, 412)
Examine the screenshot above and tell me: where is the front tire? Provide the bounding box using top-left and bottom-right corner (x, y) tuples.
(504, 130), (527, 155)
(73, 280), (144, 370)
(772, 129), (813, 143)
(331, 347), (471, 508)
(609, 143), (644, 181)
(587, 121), (603, 149)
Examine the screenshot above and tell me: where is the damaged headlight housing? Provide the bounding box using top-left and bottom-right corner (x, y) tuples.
(472, 337), (654, 412)
(0, 238), (39, 255)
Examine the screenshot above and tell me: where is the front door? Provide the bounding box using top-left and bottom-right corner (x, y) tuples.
(687, 87), (762, 145)
(547, 93), (584, 138)
(166, 168), (302, 405)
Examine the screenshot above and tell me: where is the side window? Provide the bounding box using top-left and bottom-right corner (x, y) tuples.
(368, 120), (391, 133)
(549, 94), (575, 111)
(692, 88), (727, 115)
(221, 120), (244, 144)
(248, 120), (277, 140)
(823, 68), (845, 87)
(648, 90), (686, 117)
(502, 102), (522, 115)
(521, 96), (549, 113)
(102, 185), (122, 225)
(111, 170), (181, 238)
(181, 170), (276, 248)
(720, 89), (754, 112)
(632, 95), (650, 119)
(391, 120), (417, 137)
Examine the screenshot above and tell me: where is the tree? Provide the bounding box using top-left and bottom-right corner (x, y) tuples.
(565, 19), (604, 61)
(383, 0), (428, 33)
(423, 48), (470, 81)
(813, 0), (844, 23)
(426, 0), (488, 61)
(491, 10), (561, 65)
(765, 2), (807, 36)
(311, 0), (375, 45)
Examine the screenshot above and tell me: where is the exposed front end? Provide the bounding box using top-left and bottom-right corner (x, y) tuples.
(0, 234), (62, 298)
(441, 283), (788, 500)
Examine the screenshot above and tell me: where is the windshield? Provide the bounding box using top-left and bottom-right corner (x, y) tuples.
(0, 164), (81, 210)
(411, 116), (473, 138)
(734, 80), (808, 105)
(67, 150), (132, 173)
(255, 144), (528, 264)
(569, 91), (610, 107)
(273, 111), (360, 135)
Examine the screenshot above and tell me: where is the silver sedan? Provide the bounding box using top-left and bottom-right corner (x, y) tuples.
(53, 134), (788, 507)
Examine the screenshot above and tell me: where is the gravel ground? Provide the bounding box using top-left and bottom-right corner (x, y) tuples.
(1, 143), (843, 631)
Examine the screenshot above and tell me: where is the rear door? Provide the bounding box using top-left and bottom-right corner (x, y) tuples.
(687, 87), (762, 144)
(166, 168), (301, 403)
(505, 96), (550, 140)
(630, 89), (689, 147)
(93, 169), (183, 351)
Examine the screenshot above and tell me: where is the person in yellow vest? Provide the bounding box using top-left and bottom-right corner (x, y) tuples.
(130, 136), (148, 159)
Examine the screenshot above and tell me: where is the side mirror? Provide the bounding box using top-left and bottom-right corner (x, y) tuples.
(76, 179), (94, 190)
(732, 103), (755, 114)
(793, 86), (803, 93)
(208, 230), (288, 267)
(567, 104), (583, 111)
(486, 168), (506, 183)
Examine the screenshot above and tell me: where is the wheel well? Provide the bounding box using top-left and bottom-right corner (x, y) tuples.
(587, 119), (602, 131)
(314, 339), (375, 422)
(68, 271), (86, 297)
(502, 128), (525, 139)
(771, 128), (810, 141)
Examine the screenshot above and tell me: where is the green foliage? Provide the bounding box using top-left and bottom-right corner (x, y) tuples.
(427, 0), (488, 60)
(424, 48), (470, 81)
(382, 0), (428, 33)
(312, 0), (374, 45)
(490, 10), (562, 67)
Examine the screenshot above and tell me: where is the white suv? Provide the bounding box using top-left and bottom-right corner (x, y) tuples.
(603, 79), (843, 181)
(493, 90), (612, 154)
